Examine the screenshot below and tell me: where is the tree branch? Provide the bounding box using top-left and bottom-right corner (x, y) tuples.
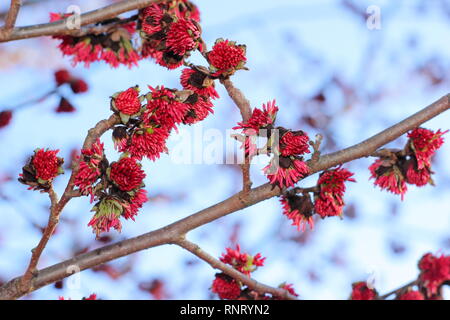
(175, 238), (298, 300)
(221, 78), (253, 193)
(0, 0), (158, 42)
(0, 94), (448, 300)
(3, 0), (21, 30)
(379, 279), (419, 300)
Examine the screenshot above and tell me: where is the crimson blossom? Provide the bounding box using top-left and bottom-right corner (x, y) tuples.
(350, 282), (378, 300)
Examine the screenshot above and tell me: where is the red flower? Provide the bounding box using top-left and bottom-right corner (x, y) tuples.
(408, 128), (447, 169)
(211, 274), (241, 300)
(112, 87), (141, 115)
(56, 97), (76, 113)
(32, 148), (62, 181)
(182, 94), (214, 125)
(70, 79), (89, 94)
(127, 126), (170, 161)
(144, 86), (190, 130)
(109, 157), (146, 192)
(74, 139), (104, 201)
(317, 167), (355, 197)
(83, 294), (97, 300)
(165, 18), (201, 56)
(418, 253), (450, 296)
(54, 69), (72, 85)
(280, 130), (310, 157)
(0, 110), (13, 128)
(88, 197), (123, 236)
(234, 100), (278, 133)
(112, 126), (129, 152)
(278, 283), (299, 298)
(141, 4), (165, 35)
(351, 282), (377, 300)
(122, 188), (148, 221)
(220, 245), (265, 276)
(280, 194), (314, 231)
(397, 290), (424, 300)
(207, 39), (247, 77)
(369, 159), (407, 200)
(405, 162), (432, 187)
(180, 68), (219, 99)
(263, 157), (309, 188)
(314, 193), (345, 218)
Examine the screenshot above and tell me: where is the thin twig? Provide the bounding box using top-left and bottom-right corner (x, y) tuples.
(3, 0), (21, 30)
(379, 279), (419, 300)
(175, 238), (298, 300)
(221, 78), (253, 193)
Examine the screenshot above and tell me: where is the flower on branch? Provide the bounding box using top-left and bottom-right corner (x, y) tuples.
(350, 282), (378, 300)
(418, 252), (450, 297)
(109, 157), (146, 192)
(180, 67), (219, 99)
(369, 158), (407, 199)
(407, 127), (447, 170)
(280, 194), (315, 231)
(397, 290), (424, 300)
(211, 273), (241, 300)
(220, 245), (265, 276)
(263, 156), (309, 188)
(111, 86), (142, 117)
(74, 139), (106, 201)
(19, 148), (64, 191)
(207, 39), (247, 77)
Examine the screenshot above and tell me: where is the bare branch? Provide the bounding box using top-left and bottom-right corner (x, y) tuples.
(3, 0), (22, 30)
(221, 78), (253, 193)
(0, 94), (448, 300)
(0, 0), (158, 42)
(175, 238), (298, 300)
(220, 78), (252, 121)
(379, 279), (419, 300)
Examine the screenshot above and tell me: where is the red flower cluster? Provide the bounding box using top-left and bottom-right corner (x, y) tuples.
(350, 282), (378, 300)
(408, 128), (447, 169)
(50, 13), (140, 68)
(207, 39), (247, 77)
(144, 86), (190, 130)
(234, 100), (278, 134)
(74, 139), (105, 201)
(369, 127), (446, 199)
(369, 158), (407, 199)
(280, 194), (314, 231)
(397, 290), (424, 300)
(109, 157), (145, 192)
(19, 148), (64, 191)
(180, 67), (219, 99)
(139, 2), (202, 69)
(220, 245), (265, 276)
(418, 253), (450, 297)
(211, 245), (298, 300)
(314, 167), (355, 218)
(82, 154), (148, 236)
(279, 130), (310, 157)
(263, 157), (309, 188)
(111, 86), (142, 116)
(211, 273), (241, 300)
